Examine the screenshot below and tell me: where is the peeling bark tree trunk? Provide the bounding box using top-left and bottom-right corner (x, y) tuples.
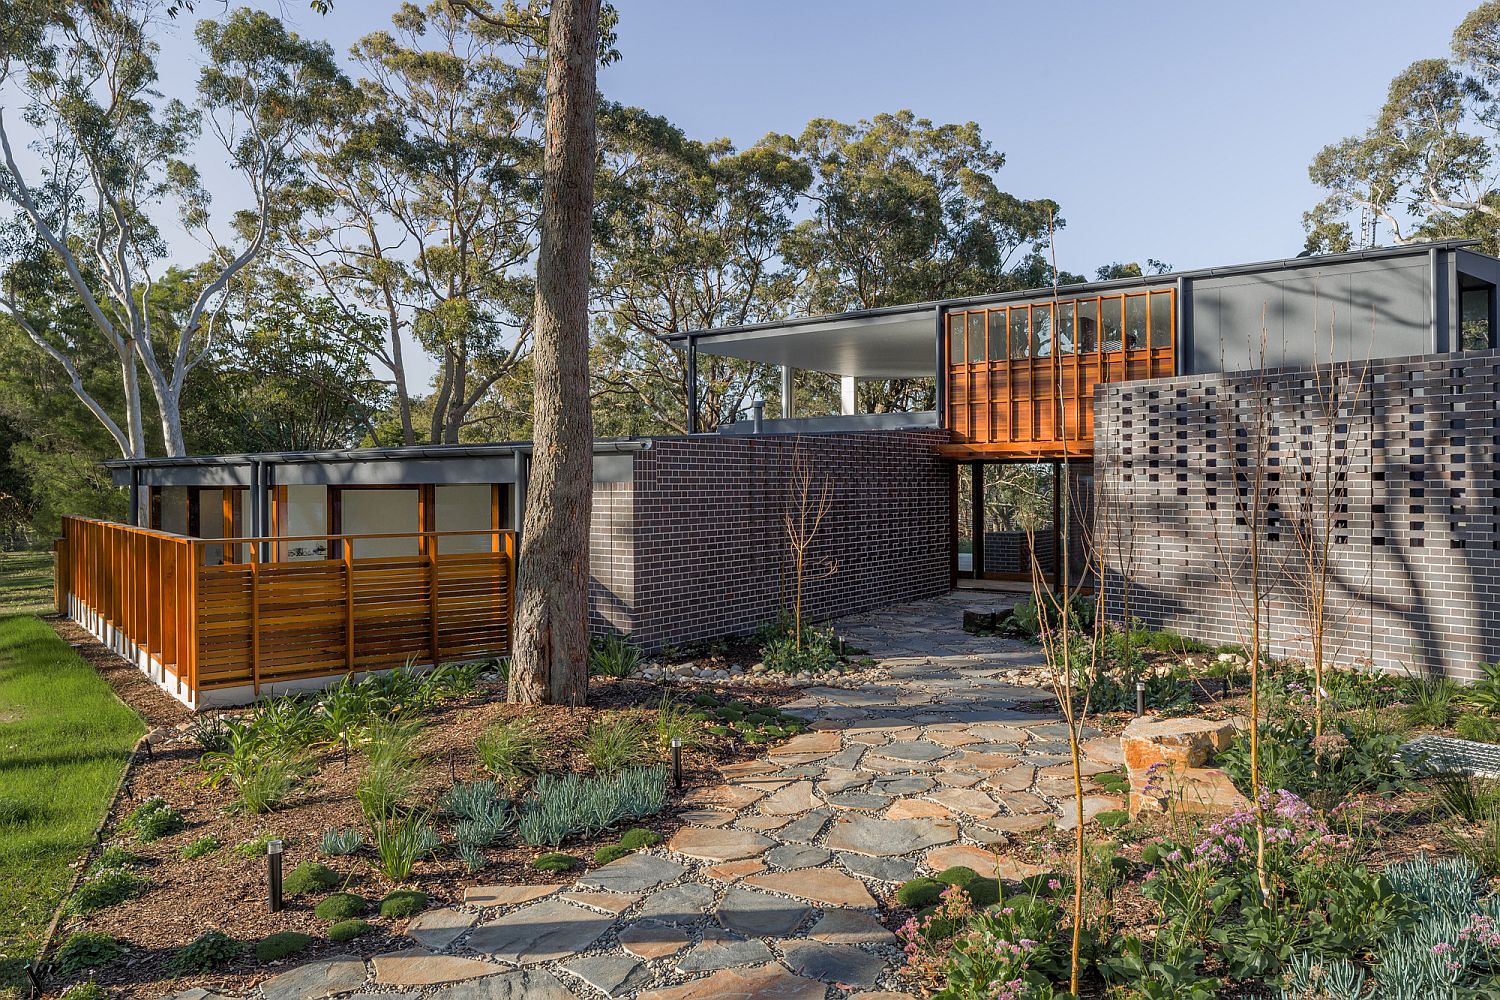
(508, 0), (600, 707)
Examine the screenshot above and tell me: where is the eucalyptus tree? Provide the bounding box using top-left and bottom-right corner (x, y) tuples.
(1305, 1), (1500, 254)
(0, 2), (345, 458)
(286, 1), (550, 446)
(591, 107), (811, 434)
(763, 111), (1062, 413)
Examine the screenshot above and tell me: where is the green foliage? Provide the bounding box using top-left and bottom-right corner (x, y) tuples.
(254, 931), (312, 963)
(896, 877), (946, 908)
(318, 828), (366, 856)
(313, 892), (367, 921)
(760, 624), (839, 674)
(52, 931), (124, 977)
(169, 930), (242, 973)
(233, 831), (280, 859)
(355, 744), (418, 827)
(1217, 708), (1416, 809)
(1011, 591), (1094, 638)
(458, 843), (487, 873)
(515, 765), (668, 847)
(654, 696), (701, 752)
(121, 797), (184, 843)
(199, 715), (307, 814)
(1095, 809), (1130, 829)
(327, 918), (372, 943)
(378, 890), (428, 918)
(619, 827), (661, 849)
(66, 865), (148, 915)
(593, 843), (631, 865)
(1434, 773), (1500, 823)
(1378, 855), (1500, 999)
(589, 635), (642, 678)
(476, 718), (547, 787)
(58, 984), (108, 1000)
(1401, 673), (1459, 728)
(282, 861), (338, 897)
(581, 714), (656, 773)
(370, 813), (439, 881)
(532, 851), (578, 873)
(180, 835), (220, 860)
(1447, 806), (1500, 876)
(1458, 711), (1500, 743)
(445, 781), (512, 849)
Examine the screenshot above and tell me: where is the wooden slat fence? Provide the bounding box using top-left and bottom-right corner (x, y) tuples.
(56, 516), (515, 706)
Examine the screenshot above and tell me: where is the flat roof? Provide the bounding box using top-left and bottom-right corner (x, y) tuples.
(668, 240), (1484, 376)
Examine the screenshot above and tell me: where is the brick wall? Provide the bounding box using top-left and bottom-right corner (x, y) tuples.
(1095, 350), (1500, 681)
(587, 429), (952, 650)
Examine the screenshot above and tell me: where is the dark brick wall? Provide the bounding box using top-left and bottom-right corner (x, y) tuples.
(587, 429), (952, 651)
(1095, 350), (1500, 681)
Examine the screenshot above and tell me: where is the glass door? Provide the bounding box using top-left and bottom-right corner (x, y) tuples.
(980, 463), (1056, 582)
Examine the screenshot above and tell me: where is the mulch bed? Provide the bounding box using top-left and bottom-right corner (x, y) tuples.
(42, 618), (801, 1000)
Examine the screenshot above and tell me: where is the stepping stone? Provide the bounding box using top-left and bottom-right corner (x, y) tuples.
(837, 853), (913, 885)
(968, 724), (1030, 743)
(886, 799), (952, 820)
(934, 771), (984, 789)
(817, 773), (870, 796)
(826, 816), (958, 857)
(925, 843), (1002, 874)
(722, 760), (783, 781)
(993, 856), (1054, 882)
(429, 970), (575, 1000)
(562, 955), (652, 998)
(768, 731), (841, 763)
(639, 964), (825, 1000)
(929, 787), (1000, 818)
(925, 729), (983, 749)
(1054, 795), (1128, 830)
(467, 899), (615, 966)
(821, 745), (872, 770)
(703, 859), (765, 882)
(716, 886), (813, 937)
(744, 869), (877, 908)
(578, 853), (684, 893)
(668, 826), (772, 861)
(372, 949), (499, 987)
(406, 908), (477, 950)
(260, 955), (368, 1000)
(993, 791), (1051, 814)
(464, 884), (560, 907)
(1032, 723), (1097, 741)
(762, 779), (822, 815)
(964, 823), (1011, 846)
(779, 939), (885, 989)
(879, 741), (952, 762)
(779, 809), (831, 844)
(559, 891), (638, 914)
(984, 766), (1036, 792)
(638, 883), (715, 924)
(677, 809), (736, 827)
(706, 785), (768, 810)
(738, 813), (792, 831)
(618, 921), (690, 960)
(872, 776), (936, 795)
(1039, 760), (1118, 779)
(861, 755), (938, 775)
(850, 993), (919, 1000)
(766, 844), (831, 869)
(978, 813), (1056, 834)
(823, 792), (891, 812)
(676, 930), (775, 972)
(947, 751), (1018, 771)
(1079, 735), (1124, 766)
(808, 909), (897, 947)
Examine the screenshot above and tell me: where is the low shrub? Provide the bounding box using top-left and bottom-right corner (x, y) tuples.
(593, 843), (631, 865)
(1402, 673), (1459, 729)
(327, 918), (372, 943)
(581, 714), (656, 774)
(233, 831), (280, 858)
(760, 626), (839, 674)
(92, 846), (136, 869)
(254, 931), (312, 962)
(515, 765), (667, 847)
(169, 930), (241, 973)
(180, 835), (220, 860)
(318, 828), (365, 856)
(123, 797), (185, 843)
(533, 851), (578, 873)
(52, 931), (124, 976)
(896, 876), (946, 908)
(1462, 660), (1500, 716)
(283, 861), (338, 897)
(379, 889), (428, 918)
(475, 718), (547, 788)
(67, 866), (148, 914)
(458, 843), (487, 873)
(313, 892), (367, 921)
(1435, 773), (1500, 823)
(187, 713), (233, 754)
(618, 827), (661, 850)
(1096, 809), (1130, 829)
(589, 635), (642, 678)
(1458, 711), (1500, 743)
(931, 866), (1000, 907)
(59, 985), (108, 1000)
(370, 813), (440, 880)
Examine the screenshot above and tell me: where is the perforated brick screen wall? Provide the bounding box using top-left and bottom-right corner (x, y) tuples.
(587, 429), (953, 651)
(1095, 350), (1500, 681)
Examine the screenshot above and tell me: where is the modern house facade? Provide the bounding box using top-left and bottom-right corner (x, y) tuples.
(61, 239), (1500, 706)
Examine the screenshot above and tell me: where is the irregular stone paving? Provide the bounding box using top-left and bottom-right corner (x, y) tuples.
(184, 592), (1130, 1000)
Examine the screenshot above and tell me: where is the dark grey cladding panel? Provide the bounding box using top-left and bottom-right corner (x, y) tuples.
(115, 465), (252, 488)
(275, 457), (523, 486)
(1189, 255), (1431, 375)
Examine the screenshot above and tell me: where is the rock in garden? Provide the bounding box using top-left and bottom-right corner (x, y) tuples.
(715, 886), (813, 937)
(467, 899), (615, 965)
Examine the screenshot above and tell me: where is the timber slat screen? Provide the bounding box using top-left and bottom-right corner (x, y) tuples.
(57, 516), (515, 705)
(945, 289), (1176, 456)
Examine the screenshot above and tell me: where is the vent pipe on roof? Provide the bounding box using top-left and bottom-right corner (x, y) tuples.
(751, 398), (765, 434)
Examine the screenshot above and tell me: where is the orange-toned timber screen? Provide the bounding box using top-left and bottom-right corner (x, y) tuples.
(945, 289), (1176, 457)
(56, 516), (515, 705)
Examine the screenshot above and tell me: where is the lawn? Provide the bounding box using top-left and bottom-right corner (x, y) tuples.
(0, 552), (144, 994)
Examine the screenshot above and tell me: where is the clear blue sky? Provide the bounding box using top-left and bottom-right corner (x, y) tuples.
(254, 0), (1475, 278)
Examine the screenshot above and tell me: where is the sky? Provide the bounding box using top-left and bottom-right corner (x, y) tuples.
(5, 0), (1483, 381)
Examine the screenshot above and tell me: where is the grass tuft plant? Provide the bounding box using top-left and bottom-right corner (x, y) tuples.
(371, 813), (439, 880)
(589, 635), (643, 678)
(475, 718), (547, 788)
(123, 797), (185, 843)
(581, 714), (655, 773)
(179, 835), (220, 860)
(515, 765), (667, 847)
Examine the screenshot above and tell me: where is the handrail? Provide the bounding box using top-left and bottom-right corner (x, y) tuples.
(59, 516), (505, 546)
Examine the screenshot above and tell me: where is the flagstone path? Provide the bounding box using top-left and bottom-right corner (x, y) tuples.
(166, 592), (1127, 1000)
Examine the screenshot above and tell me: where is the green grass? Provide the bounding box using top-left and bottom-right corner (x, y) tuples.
(0, 610), (144, 992)
(0, 551), (53, 617)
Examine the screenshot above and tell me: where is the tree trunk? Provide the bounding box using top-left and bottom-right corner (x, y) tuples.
(508, 0), (600, 707)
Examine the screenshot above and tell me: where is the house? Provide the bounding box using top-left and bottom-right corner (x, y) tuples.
(61, 239), (1500, 707)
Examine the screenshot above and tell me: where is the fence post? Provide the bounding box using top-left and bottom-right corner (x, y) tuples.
(504, 531), (516, 654)
(427, 533), (441, 667)
(343, 537), (355, 675)
(249, 544), (262, 697)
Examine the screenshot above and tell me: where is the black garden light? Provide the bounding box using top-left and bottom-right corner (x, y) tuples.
(267, 838), (284, 912)
(1135, 679), (1146, 717)
(671, 737), (683, 790)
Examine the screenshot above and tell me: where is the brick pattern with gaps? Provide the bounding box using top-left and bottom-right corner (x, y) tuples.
(1095, 351), (1500, 682)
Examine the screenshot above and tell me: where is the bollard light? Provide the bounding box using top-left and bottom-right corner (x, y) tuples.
(1135, 680), (1146, 717)
(267, 839), (284, 913)
(671, 737), (683, 790)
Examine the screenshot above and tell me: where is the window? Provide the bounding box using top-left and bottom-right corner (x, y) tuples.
(1100, 297), (1123, 352)
(949, 316), (966, 364)
(987, 310), (1006, 360)
(1056, 301), (1075, 354)
(967, 312), (985, 362)
(1077, 299), (1098, 352)
(1032, 305), (1053, 357)
(1125, 295), (1148, 350)
(1009, 308), (1029, 360)
(1150, 291), (1173, 348)
(1462, 286), (1493, 352)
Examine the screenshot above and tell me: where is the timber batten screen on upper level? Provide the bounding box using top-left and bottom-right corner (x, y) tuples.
(942, 289), (1176, 457)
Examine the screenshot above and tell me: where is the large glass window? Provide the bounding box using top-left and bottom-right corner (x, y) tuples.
(1100, 298), (1123, 352)
(967, 312), (985, 362)
(1009, 309), (1029, 360)
(1150, 291), (1173, 348)
(1056, 301), (1075, 354)
(1462, 287), (1493, 351)
(1076, 299), (1098, 352)
(1032, 305), (1053, 357)
(949, 316), (966, 364)
(1125, 295), (1148, 350)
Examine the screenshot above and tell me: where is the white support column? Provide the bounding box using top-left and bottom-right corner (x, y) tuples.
(781, 366), (794, 419)
(840, 375), (859, 415)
